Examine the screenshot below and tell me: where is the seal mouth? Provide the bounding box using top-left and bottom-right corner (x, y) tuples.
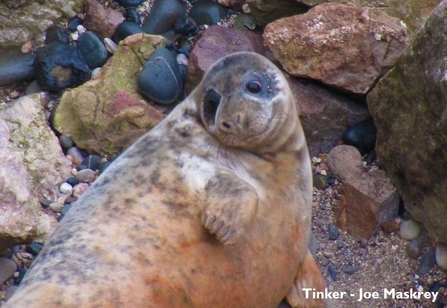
(202, 88), (222, 126)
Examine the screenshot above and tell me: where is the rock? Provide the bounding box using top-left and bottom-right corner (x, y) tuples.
(76, 32), (109, 69)
(112, 21), (144, 43)
(247, 0), (308, 28)
(67, 147), (84, 164)
(49, 202), (64, 213)
(125, 8), (142, 25)
(81, 155), (102, 171)
(75, 168), (96, 183)
(0, 0), (84, 49)
(45, 26), (71, 45)
(263, 3), (408, 94)
(175, 16), (199, 36)
(308, 232), (317, 258)
(288, 77), (370, 157)
(342, 264), (360, 275)
(328, 145), (400, 239)
(0, 51), (35, 86)
(367, 1), (447, 245)
(116, 0), (144, 8)
(418, 247), (436, 275)
(34, 42), (91, 91)
(5, 285), (18, 300)
(67, 15), (84, 32)
(53, 34), (166, 156)
(406, 238), (423, 260)
(142, 0), (187, 35)
(0, 95), (68, 249)
(328, 224), (340, 240)
(313, 173), (327, 190)
(343, 118), (377, 155)
(185, 25), (273, 93)
(60, 182), (73, 195)
(73, 183), (90, 198)
(190, 1), (229, 26)
(436, 243), (447, 270)
(58, 135), (74, 150)
(0, 258), (17, 285)
(400, 219), (421, 240)
(234, 13), (256, 31)
(26, 242), (44, 256)
(84, 0), (124, 40)
(138, 47), (183, 105)
(328, 266), (337, 281)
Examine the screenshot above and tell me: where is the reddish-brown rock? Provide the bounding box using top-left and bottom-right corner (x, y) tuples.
(263, 3), (408, 94)
(84, 0), (123, 40)
(328, 145), (400, 239)
(185, 25), (273, 94)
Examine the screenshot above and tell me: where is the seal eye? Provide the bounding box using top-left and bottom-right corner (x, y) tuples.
(203, 89), (222, 123)
(246, 80), (262, 94)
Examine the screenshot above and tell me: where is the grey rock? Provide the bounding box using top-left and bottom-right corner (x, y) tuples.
(0, 51), (35, 86)
(0, 257), (17, 285)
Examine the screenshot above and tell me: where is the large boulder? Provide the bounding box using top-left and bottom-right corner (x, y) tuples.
(53, 34), (166, 156)
(367, 1), (447, 244)
(263, 3), (408, 94)
(0, 0), (85, 49)
(0, 94), (71, 250)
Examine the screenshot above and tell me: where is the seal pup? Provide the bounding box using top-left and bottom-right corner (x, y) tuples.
(5, 52), (325, 308)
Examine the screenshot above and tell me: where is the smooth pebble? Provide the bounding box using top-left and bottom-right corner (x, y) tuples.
(400, 219), (420, 240)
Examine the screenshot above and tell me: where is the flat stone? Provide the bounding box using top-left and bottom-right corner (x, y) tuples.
(0, 257), (17, 285)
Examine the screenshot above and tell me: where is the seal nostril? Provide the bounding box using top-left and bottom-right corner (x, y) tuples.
(203, 89), (222, 124)
(222, 122), (231, 130)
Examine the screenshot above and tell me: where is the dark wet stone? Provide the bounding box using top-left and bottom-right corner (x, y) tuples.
(66, 177), (80, 187)
(142, 0), (187, 35)
(99, 161), (112, 174)
(343, 117), (377, 155)
(26, 242), (43, 256)
(327, 176), (336, 185)
(328, 224), (340, 240)
(175, 16), (199, 36)
(39, 198), (51, 208)
(76, 164), (88, 171)
(15, 267), (27, 284)
(0, 52), (35, 86)
(406, 238), (423, 259)
(62, 204), (72, 215)
(116, 0), (143, 8)
(112, 21), (144, 43)
(313, 173), (327, 190)
(328, 266), (337, 281)
(65, 196), (77, 204)
(59, 135), (74, 150)
(76, 31), (109, 69)
(178, 36), (192, 57)
(418, 247), (436, 275)
(67, 16), (84, 32)
(138, 47), (183, 104)
(45, 26), (71, 45)
(125, 8), (141, 25)
(34, 42), (90, 91)
(190, 1), (229, 26)
(82, 155), (102, 171)
(342, 264), (360, 275)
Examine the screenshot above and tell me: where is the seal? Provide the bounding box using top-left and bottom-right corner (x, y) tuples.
(5, 52), (325, 308)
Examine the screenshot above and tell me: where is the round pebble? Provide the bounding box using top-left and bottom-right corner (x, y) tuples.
(99, 161), (112, 174)
(76, 31), (109, 69)
(104, 38), (118, 54)
(342, 264), (360, 275)
(406, 238), (423, 259)
(320, 256), (330, 266)
(67, 15), (84, 32)
(49, 202), (64, 213)
(343, 117), (377, 155)
(66, 177), (80, 187)
(138, 47), (183, 105)
(328, 266), (337, 281)
(59, 135), (74, 150)
(64, 196), (78, 204)
(400, 219), (420, 240)
(322, 251), (334, 258)
(67, 147), (85, 164)
(0, 257), (17, 285)
(435, 243), (447, 270)
(34, 42), (90, 91)
(40, 198), (51, 208)
(75, 168), (95, 182)
(82, 155), (102, 171)
(112, 21), (144, 43)
(60, 182), (73, 195)
(313, 173), (327, 190)
(190, 1), (229, 26)
(418, 247), (436, 275)
(328, 224), (340, 240)
(176, 53), (188, 66)
(308, 232), (317, 258)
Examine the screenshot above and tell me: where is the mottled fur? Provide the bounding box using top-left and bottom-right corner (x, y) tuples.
(5, 52), (325, 308)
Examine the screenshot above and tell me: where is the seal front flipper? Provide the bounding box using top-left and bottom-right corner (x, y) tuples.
(285, 249), (327, 308)
(202, 173), (258, 245)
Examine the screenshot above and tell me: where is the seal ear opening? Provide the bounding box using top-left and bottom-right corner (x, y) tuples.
(203, 89), (222, 124)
